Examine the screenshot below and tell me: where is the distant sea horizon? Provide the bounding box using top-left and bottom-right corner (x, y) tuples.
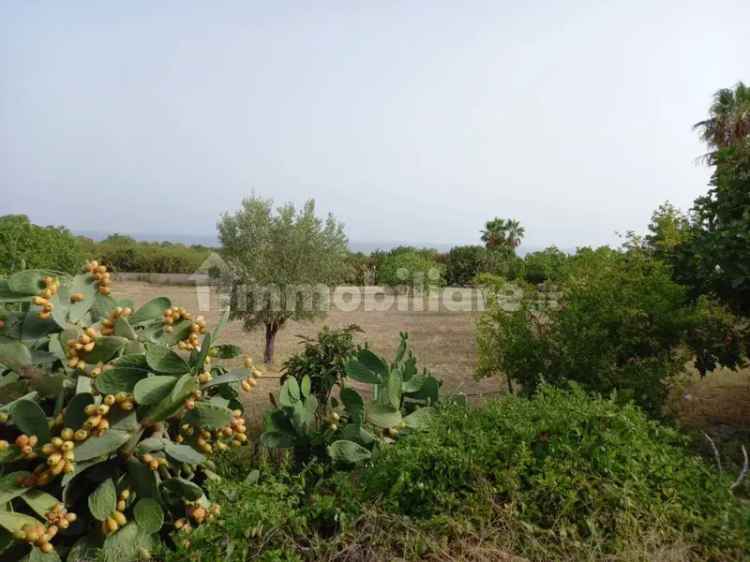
(73, 230), (574, 256)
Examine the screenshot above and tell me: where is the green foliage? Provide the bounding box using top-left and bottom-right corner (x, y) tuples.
(218, 197), (348, 363)
(281, 325), (362, 406)
(0, 215), (87, 275)
(444, 245), (486, 286)
(340, 252), (373, 286)
(522, 246), (568, 284)
(156, 459), (359, 562)
(86, 236), (211, 274)
(262, 333), (441, 466)
(687, 148), (750, 315)
(477, 250), (694, 416)
(693, 81), (750, 159)
(361, 385), (748, 558)
(0, 267), (253, 561)
(377, 250), (445, 292)
(480, 217), (525, 253)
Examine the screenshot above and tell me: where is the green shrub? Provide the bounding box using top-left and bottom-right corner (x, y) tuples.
(94, 236), (211, 274)
(477, 250), (694, 416)
(361, 385), (749, 559)
(0, 215), (87, 275)
(157, 456), (360, 562)
(523, 246), (568, 284)
(281, 325), (362, 407)
(377, 250), (445, 292)
(444, 245), (487, 286)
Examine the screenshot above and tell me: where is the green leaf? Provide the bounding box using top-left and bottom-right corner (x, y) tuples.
(0, 340), (32, 372)
(260, 431), (296, 449)
(341, 388), (365, 423)
(7, 270), (45, 295)
(21, 310), (60, 340)
(401, 374), (426, 393)
(142, 374), (196, 423)
(357, 349), (389, 377)
(211, 308), (230, 341)
(103, 521), (154, 562)
(133, 498), (164, 534)
(67, 535), (101, 562)
(67, 274), (97, 323)
(133, 376), (177, 406)
(113, 317), (137, 340)
(345, 359), (382, 385)
(0, 471), (32, 504)
(210, 344), (241, 359)
(161, 478), (202, 501)
(386, 371), (402, 409)
(74, 429), (130, 461)
(63, 393), (95, 430)
(301, 375), (311, 397)
(131, 297), (171, 325)
(0, 510), (40, 534)
(339, 424), (376, 445)
(159, 319), (193, 346)
(183, 402), (232, 429)
(21, 489), (60, 518)
(403, 407), (435, 430)
(134, 437), (167, 455)
(11, 399), (51, 443)
(88, 478), (117, 521)
(407, 375), (440, 404)
(127, 459), (159, 500)
(328, 440), (372, 464)
(80, 336), (128, 364)
(95, 367), (149, 395)
(201, 368), (250, 388)
(366, 402), (402, 429)
(164, 442), (205, 465)
(29, 546), (62, 562)
(145, 344), (189, 374)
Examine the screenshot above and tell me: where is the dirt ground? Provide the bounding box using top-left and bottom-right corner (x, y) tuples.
(114, 281), (750, 431)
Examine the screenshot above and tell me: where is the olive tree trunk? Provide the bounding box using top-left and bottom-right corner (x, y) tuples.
(263, 322), (279, 364)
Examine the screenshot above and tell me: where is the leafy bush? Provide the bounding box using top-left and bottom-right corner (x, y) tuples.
(0, 215), (87, 275)
(341, 252), (374, 286)
(522, 246), (568, 284)
(362, 385), (749, 559)
(90, 236), (211, 274)
(477, 250), (691, 415)
(262, 333), (441, 466)
(444, 245), (486, 286)
(281, 325), (362, 408)
(0, 265), (256, 561)
(478, 248), (748, 416)
(683, 148), (750, 315)
(377, 251), (445, 292)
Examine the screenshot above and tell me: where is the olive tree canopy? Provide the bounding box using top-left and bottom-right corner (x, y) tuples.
(218, 197), (348, 363)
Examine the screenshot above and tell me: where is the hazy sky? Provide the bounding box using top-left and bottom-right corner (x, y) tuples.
(1, 1), (748, 250)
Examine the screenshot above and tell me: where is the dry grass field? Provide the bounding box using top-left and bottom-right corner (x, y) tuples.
(114, 281), (750, 432)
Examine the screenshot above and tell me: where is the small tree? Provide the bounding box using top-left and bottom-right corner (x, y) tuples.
(480, 217), (525, 254)
(444, 245), (487, 286)
(218, 197), (348, 363)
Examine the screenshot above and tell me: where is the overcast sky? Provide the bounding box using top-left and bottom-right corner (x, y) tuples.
(1, 1), (748, 251)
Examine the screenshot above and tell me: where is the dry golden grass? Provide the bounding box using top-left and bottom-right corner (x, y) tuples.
(115, 281), (750, 431)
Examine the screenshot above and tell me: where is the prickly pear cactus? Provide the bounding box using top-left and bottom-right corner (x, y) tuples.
(0, 264), (259, 561)
(262, 332), (441, 465)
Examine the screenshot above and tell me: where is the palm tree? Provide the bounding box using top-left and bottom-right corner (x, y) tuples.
(694, 81), (750, 160)
(481, 218), (525, 252)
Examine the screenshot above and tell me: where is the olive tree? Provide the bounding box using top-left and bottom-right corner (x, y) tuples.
(218, 197), (348, 363)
